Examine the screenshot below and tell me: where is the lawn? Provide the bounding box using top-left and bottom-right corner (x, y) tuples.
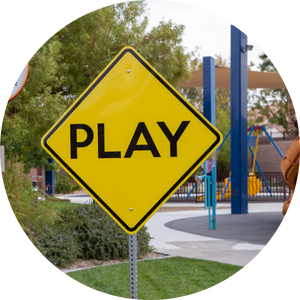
(52, 200), (82, 211)
(67, 256), (242, 299)
(43, 195), (83, 211)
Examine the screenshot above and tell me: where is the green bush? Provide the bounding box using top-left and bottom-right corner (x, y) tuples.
(35, 204), (154, 267)
(37, 227), (80, 268)
(4, 162), (154, 268)
(3, 160), (58, 247)
(55, 170), (81, 194)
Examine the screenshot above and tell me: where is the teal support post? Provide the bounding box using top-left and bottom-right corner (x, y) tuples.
(204, 161), (208, 210)
(207, 174), (211, 229)
(211, 165), (216, 229)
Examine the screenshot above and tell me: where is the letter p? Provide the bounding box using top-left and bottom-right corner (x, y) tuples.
(70, 124), (94, 159)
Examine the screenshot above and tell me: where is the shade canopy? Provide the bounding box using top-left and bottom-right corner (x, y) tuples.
(178, 66), (286, 89)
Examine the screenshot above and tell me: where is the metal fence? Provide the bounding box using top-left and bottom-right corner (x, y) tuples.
(168, 172), (291, 202)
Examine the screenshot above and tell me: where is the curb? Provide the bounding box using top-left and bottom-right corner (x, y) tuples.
(63, 253), (173, 274)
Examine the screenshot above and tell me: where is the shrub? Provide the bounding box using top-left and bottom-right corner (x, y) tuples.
(37, 226), (80, 268)
(58, 204), (154, 261)
(55, 170), (81, 194)
(4, 162), (154, 268)
(32, 203), (154, 268)
(3, 159), (58, 247)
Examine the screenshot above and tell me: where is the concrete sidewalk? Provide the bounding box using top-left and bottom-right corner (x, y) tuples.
(59, 193), (283, 267)
(145, 202), (283, 267)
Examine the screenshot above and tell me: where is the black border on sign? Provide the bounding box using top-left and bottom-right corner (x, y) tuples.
(43, 48), (221, 232)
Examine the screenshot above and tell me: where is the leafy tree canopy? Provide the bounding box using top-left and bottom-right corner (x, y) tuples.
(248, 53), (297, 136)
(2, 0), (192, 172)
(180, 53), (231, 172)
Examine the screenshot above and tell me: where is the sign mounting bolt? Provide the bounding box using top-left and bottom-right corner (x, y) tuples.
(130, 208), (133, 211)
(127, 70), (130, 73)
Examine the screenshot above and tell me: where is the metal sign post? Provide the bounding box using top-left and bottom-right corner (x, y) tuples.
(129, 234), (138, 299)
(0, 145), (5, 174)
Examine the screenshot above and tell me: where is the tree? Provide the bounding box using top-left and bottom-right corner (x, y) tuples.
(2, 39), (70, 172)
(180, 53), (231, 172)
(248, 53), (298, 136)
(1, 0), (191, 172)
(179, 47), (203, 111)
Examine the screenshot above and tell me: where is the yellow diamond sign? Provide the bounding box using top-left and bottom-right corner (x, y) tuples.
(41, 47), (222, 234)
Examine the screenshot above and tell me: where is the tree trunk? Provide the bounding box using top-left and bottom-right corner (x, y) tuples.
(287, 90), (296, 136)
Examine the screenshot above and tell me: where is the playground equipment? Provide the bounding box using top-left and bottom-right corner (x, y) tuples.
(218, 125), (284, 201)
(179, 26), (288, 227)
(197, 124), (284, 203)
(248, 131), (262, 196)
(281, 135), (299, 217)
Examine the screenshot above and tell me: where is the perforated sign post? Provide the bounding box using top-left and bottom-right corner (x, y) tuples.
(41, 46), (222, 298)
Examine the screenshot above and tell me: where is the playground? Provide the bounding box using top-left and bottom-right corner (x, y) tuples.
(171, 26), (299, 231)
(171, 125), (294, 204)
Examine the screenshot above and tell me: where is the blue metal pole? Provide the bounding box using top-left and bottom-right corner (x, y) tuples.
(185, 183), (197, 200)
(247, 125), (255, 140)
(203, 56), (216, 228)
(203, 57), (216, 126)
(45, 158), (55, 195)
(220, 177), (231, 201)
(261, 125), (284, 158)
(216, 129), (231, 152)
(203, 55), (216, 197)
(230, 26), (248, 214)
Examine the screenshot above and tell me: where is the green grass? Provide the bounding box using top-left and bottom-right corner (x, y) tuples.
(67, 257), (242, 299)
(52, 201), (82, 211)
(42, 195), (83, 212)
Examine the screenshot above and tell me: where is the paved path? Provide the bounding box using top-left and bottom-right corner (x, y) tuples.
(59, 193), (283, 267)
(146, 203), (283, 268)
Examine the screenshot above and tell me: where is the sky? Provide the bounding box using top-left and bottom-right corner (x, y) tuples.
(145, 0), (264, 70)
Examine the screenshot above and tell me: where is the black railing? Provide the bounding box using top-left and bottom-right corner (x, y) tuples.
(168, 172), (291, 202)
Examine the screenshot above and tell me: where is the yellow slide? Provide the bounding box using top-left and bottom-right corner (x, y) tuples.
(198, 133), (271, 202)
(198, 191), (230, 201)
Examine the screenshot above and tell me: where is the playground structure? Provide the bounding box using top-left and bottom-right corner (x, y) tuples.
(197, 125), (285, 205)
(178, 26), (291, 229)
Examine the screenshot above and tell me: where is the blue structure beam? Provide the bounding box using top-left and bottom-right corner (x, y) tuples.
(261, 125), (284, 158)
(216, 129), (230, 152)
(230, 26), (248, 214)
(203, 56), (217, 229)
